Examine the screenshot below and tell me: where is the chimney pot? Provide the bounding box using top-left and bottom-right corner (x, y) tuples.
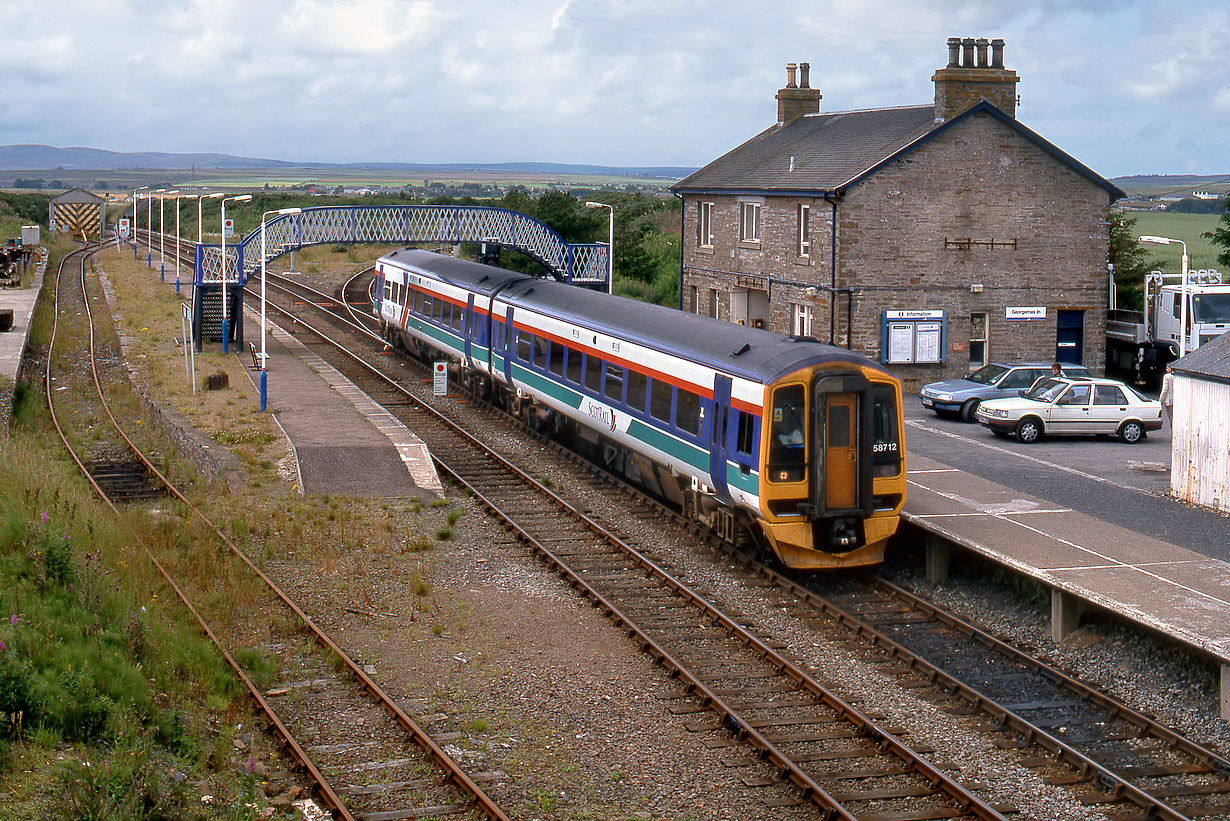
(947, 37), (961, 68)
(990, 38), (1005, 68)
(961, 37), (976, 67)
(799, 62), (811, 89)
(975, 38), (989, 67)
(785, 63), (798, 88)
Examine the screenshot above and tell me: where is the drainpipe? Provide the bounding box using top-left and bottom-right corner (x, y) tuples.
(822, 191), (841, 344)
(675, 192), (684, 310)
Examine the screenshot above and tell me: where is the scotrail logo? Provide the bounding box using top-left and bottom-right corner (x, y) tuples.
(586, 401), (617, 431)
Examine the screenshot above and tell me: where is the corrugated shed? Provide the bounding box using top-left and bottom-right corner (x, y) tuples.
(1172, 330), (1230, 383)
(1171, 372), (1230, 513)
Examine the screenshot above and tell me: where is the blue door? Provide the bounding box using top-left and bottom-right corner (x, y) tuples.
(463, 293), (475, 365)
(502, 307), (514, 387)
(1056, 310), (1084, 365)
(709, 375), (732, 498)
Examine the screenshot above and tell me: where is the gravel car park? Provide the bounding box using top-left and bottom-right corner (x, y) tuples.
(974, 375), (1163, 443)
(920, 362), (1092, 421)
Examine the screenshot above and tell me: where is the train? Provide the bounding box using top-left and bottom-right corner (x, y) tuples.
(372, 248), (907, 570)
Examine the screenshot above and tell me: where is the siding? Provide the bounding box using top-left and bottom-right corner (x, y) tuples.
(1170, 374), (1230, 513)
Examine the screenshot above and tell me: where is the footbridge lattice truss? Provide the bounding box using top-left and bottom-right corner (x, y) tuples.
(193, 204), (609, 287)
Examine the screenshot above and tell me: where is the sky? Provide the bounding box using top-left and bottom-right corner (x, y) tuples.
(2, 0), (1227, 179)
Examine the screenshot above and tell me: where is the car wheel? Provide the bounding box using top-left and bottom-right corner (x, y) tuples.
(1014, 417), (1042, 444)
(1118, 420), (1144, 443)
(960, 399), (981, 423)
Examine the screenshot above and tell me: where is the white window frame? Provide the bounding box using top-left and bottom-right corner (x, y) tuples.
(739, 201), (761, 243)
(797, 204), (811, 257)
(697, 201), (714, 248)
(792, 303), (812, 337)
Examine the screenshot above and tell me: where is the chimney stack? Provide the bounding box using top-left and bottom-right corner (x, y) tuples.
(932, 35), (1019, 121)
(776, 61), (822, 124)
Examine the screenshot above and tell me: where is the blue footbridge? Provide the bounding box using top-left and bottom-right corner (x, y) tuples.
(190, 204), (609, 349)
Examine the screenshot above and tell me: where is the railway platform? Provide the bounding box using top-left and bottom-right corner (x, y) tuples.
(0, 251), (45, 433)
(904, 453), (1230, 719)
(238, 304), (442, 499)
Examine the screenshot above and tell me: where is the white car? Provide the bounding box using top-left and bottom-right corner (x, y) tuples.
(974, 376), (1163, 443)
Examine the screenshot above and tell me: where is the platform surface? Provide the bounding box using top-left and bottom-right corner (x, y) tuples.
(905, 453), (1230, 663)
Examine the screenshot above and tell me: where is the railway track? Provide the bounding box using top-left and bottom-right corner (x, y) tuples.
(49, 238), (513, 821)
(274, 258), (1230, 820)
(149, 231), (1230, 818)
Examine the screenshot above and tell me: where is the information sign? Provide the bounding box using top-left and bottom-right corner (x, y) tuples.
(433, 362), (447, 396)
(223, 218), (235, 239)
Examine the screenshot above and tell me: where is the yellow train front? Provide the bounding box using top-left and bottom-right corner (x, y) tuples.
(750, 359), (905, 570)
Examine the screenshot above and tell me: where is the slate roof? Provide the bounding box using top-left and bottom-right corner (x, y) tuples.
(672, 101), (1124, 200)
(1172, 331), (1230, 384)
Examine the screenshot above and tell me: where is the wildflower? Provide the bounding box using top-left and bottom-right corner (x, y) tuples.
(39, 511), (49, 523)
(0, 640), (6, 652)
(10, 614), (18, 627)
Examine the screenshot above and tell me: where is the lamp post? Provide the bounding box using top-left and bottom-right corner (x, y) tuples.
(585, 201), (614, 295)
(146, 189), (160, 268)
(1139, 235), (1190, 358)
(219, 194), (253, 353)
(199, 192), (224, 244)
(158, 190), (178, 282)
(132, 186), (147, 250)
(259, 207), (303, 411)
(175, 193), (197, 294)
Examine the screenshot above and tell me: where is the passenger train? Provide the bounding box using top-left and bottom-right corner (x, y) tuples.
(373, 248), (906, 570)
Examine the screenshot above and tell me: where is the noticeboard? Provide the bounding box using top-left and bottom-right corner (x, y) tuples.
(881, 310), (946, 365)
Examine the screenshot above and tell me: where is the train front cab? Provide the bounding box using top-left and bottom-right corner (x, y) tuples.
(758, 365), (905, 570)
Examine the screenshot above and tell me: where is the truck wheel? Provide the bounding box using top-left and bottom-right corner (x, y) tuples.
(1118, 420), (1144, 443)
(960, 399), (981, 422)
(1014, 417), (1042, 444)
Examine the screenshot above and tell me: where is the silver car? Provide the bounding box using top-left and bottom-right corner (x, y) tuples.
(919, 362), (1092, 422)
(974, 376), (1163, 443)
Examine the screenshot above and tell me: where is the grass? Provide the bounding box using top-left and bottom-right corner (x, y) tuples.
(1127, 211), (1225, 271)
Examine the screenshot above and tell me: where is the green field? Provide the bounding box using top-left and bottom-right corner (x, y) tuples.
(1124, 211), (1224, 272)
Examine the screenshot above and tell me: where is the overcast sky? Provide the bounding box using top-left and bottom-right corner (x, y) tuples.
(3, 0), (1227, 178)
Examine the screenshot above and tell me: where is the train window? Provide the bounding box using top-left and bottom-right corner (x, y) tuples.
(533, 336), (547, 370)
(871, 386), (902, 477)
(383, 278), (393, 302)
(436, 300), (447, 326)
(548, 340), (566, 376)
(650, 379), (673, 423)
(768, 385), (806, 483)
(451, 304), (463, 332)
(516, 330), (532, 363)
(413, 289), (423, 315)
(735, 411), (757, 456)
(626, 370), (647, 413)
(564, 346), (582, 384)
(584, 355), (603, 393)
(676, 390), (701, 436)
(421, 293), (432, 319)
(604, 364), (625, 402)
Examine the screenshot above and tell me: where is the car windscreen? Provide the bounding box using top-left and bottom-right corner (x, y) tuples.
(965, 364), (1009, 385)
(1023, 378), (1068, 402)
(1193, 293), (1230, 323)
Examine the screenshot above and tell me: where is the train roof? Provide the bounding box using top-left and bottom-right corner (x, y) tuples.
(380, 248), (893, 385)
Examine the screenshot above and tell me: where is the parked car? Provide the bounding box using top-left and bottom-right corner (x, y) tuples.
(920, 362), (1092, 421)
(974, 376), (1163, 443)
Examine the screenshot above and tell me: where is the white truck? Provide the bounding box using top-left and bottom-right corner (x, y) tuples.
(1106, 269), (1230, 384)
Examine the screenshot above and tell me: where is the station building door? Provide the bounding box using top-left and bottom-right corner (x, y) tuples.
(1055, 310), (1084, 365)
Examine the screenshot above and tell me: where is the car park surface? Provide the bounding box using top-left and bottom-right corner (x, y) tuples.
(919, 362), (1092, 421)
(974, 376), (1163, 443)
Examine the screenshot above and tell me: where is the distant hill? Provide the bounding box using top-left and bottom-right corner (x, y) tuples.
(0, 144), (693, 179)
(1112, 173), (1230, 197)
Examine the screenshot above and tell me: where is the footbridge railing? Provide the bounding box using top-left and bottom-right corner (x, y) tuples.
(193, 204), (609, 288)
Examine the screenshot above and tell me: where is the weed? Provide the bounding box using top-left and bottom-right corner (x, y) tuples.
(429, 498), (450, 508)
(467, 717), (490, 733)
(445, 508), (464, 526)
(435, 526), (454, 541)
(528, 788), (557, 812)
(431, 624), (445, 636)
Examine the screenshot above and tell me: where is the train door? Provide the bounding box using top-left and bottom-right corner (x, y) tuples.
(709, 375), (732, 498)
(823, 393), (858, 509)
(463, 293), (475, 366)
(502, 307), (515, 386)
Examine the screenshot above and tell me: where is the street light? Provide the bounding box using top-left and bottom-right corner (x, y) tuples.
(175, 193), (198, 294)
(585, 201), (614, 295)
(158, 190), (179, 281)
(258, 207), (303, 411)
(219, 193), (253, 353)
(199, 192), (225, 244)
(132, 186), (147, 249)
(146, 189), (161, 267)
(1139, 235), (1190, 358)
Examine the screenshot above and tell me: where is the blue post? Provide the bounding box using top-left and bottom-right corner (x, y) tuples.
(133, 242), (138, 260)
(222, 316), (229, 354)
(260, 369), (267, 412)
(175, 275), (180, 295)
(159, 263), (165, 283)
(146, 252), (152, 268)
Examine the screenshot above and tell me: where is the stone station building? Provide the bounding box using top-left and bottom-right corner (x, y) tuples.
(672, 38), (1125, 388)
